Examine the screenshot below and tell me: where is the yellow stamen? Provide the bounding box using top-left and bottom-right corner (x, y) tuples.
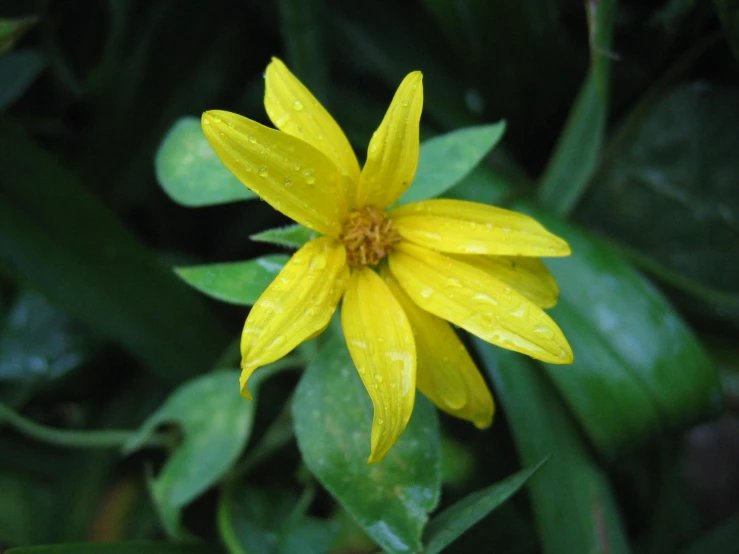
(340, 206), (400, 268)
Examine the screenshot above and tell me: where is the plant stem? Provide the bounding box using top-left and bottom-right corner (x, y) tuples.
(0, 403), (170, 449)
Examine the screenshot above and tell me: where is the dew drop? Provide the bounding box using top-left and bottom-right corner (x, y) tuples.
(374, 374), (384, 383)
(304, 171), (316, 185)
(284, 178), (291, 186)
(292, 99), (304, 111)
(203, 118), (210, 125)
(248, 135), (257, 144)
(227, 121), (233, 127)
(420, 288), (434, 299)
(293, 163), (301, 171)
(258, 167), (269, 178)
(213, 115), (221, 123)
(401, 99), (409, 107)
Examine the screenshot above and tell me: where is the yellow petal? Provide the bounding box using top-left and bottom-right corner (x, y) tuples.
(264, 58), (360, 190)
(341, 267), (416, 463)
(449, 254), (559, 309)
(382, 268), (494, 428)
(388, 242), (573, 364)
(240, 237), (348, 397)
(202, 110), (347, 236)
(355, 72), (423, 209)
(390, 199), (571, 257)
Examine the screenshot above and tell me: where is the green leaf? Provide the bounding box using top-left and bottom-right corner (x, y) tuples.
(0, 16), (38, 56)
(536, 0), (617, 215)
(155, 116), (256, 207)
(293, 333), (441, 554)
(0, 116), (228, 384)
(400, 122), (507, 204)
(175, 254), (289, 306)
(422, 460), (545, 554)
(219, 483), (338, 554)
(0, 470), (51, 546)
(6, 542), (212, 554)
(123, 371), (255, 536)
(578, 84), (739, 309)
(476, 346), (630, 554)
(715, 0), (739, 63)
(0, 50), (46, 110)
(250, 224), (319, 249)
(0, 290), (94, 384)
(522, 205), (721, 454)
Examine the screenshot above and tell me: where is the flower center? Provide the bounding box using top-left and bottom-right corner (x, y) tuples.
(340, 206), (400, 268)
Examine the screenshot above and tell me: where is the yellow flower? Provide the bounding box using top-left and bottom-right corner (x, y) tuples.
(202, 58), (573, 463)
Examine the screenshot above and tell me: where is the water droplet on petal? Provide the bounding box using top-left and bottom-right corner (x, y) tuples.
(213, 115), (221, 123)
(284, 178), (291, 186)
(304, 171), (316, 185)
(293, 163), (301, 171)
(292, 99), (304, 111)
(258, 167), (269, 178)
(248, 135), (257, 144)
(374, 374), (383, 383)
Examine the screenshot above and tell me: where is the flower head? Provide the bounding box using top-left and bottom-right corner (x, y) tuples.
(202, 58), (573, 463)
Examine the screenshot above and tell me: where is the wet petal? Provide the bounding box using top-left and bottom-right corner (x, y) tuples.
(202, 110), (347, 236)
(341, 267), (416, 463)
(382, 268), (494, 428)
(449, 254), (559, 308)
(264, 58), (360, 191)
(390, 199), (571, 257)
(240, 237), (348, 397)
(388, 242), (573, 364)
(355, 72), (423, 209)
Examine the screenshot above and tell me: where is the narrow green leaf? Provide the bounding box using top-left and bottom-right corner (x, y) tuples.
(0, 116), (228, 383)
(0, 290), (94, 383)
(422, 460), (546, 554)
(522, 205), (722, 455)
(219, 483), (338, 554)
(250, 224), (319, 249)
(175, 254), (289, 306)
(715, 0), (739, 63)
(476, 345), (630, 554)
(6, 542), (212, 554)
(155, 116), (256, 207)
(0, 16), (38, 56)
(277, 0), (329, 102)
(123, 371), (255, 536)
(293, 333), (441, 554)
(0, 470), (48, 546)
(0, 50), (46, 110)
(400, 122), (507, 204)
(536, 0), (616, 215)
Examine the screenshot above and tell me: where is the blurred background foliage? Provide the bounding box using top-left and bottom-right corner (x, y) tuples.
(1, 0), (739, 553)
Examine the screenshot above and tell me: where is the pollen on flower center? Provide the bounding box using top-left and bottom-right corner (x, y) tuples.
(340, 206), (400, 268)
